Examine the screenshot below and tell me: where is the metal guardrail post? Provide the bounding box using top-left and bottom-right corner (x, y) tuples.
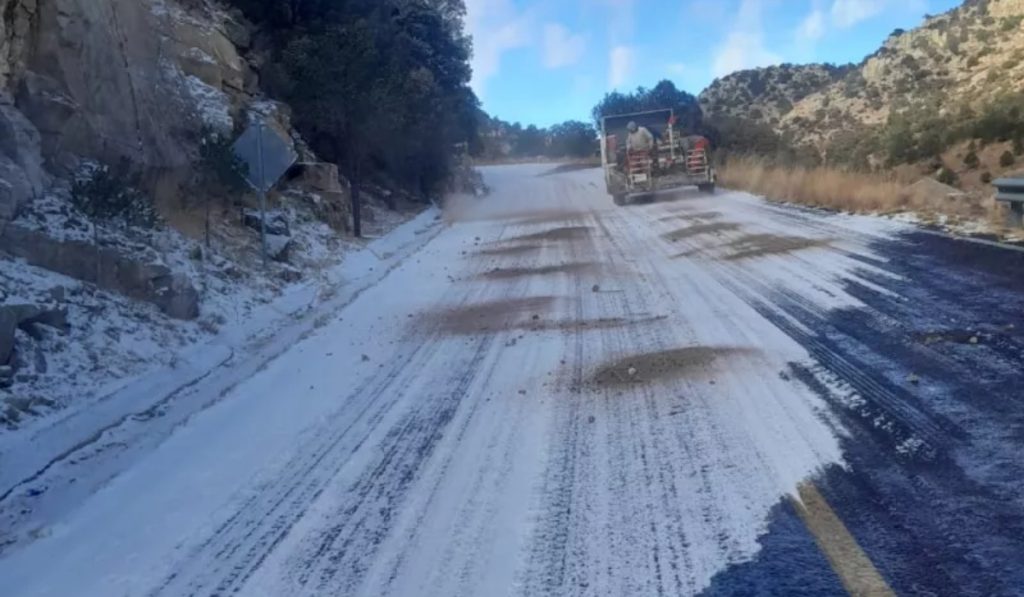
(994, 178), (1024, 228)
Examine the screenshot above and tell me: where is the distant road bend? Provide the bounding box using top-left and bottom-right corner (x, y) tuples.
(2, 164), (1024, 596)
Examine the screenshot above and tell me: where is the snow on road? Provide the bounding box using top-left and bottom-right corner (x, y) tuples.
(0, 164), (927, 596)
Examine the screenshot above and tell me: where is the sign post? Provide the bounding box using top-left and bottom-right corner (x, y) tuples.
(256, 121), (267, 267)
(232, 120), (298, 266)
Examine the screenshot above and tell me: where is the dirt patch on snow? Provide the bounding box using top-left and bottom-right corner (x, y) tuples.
(591, 346), (755, 386)
(475, 244), (543, 257)
(477, 262), (600, 280)
(505, 226), (592, 243)
(428, 297), (665, 336)
(662, 222), (741, 243)
(658, 211), (723, 223)
(430, 296), (558, 334)
(672, 248), (704, 259)
(723, 234), (830, 261)
(495, 314), (669, 337)
(511, 211), (589, 226)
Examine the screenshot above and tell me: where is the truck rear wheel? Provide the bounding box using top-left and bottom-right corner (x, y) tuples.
(612, 194), (627, 206)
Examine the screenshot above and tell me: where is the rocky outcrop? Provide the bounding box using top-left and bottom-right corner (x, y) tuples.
(243, 209), (290, 237)
(286, 162), (352, 232)
(1, 303), (67, 378)
(11, 0), (245, 171)
(0, 94), (47, 226)
(0, 225), (199, 319)
(696, 0), (1024, 156)
(0, 0), (35, 91)
(776, 0), (1024, 151)
(0, 0), (357, 322)
(1, 0), (263, 176)
(264, 233), (293, 263)
(0, 0), (266, 317)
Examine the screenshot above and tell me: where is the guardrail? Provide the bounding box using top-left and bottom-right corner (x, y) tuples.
(994, 177), (1024, 227)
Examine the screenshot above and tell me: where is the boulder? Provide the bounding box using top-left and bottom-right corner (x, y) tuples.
(17, 304), (69, 333)
(264, 233), (293, 263)
(243, 209), (290, 236)
(906, 178), (966, 201)
(296, 190), (350, 233)
(150, 272), (200, 320)
(0, 303), (69, 365)
(0, 225), (200, 320)
(279, 268), (302, 284)
(319, 191), (351, 233)
(289, 162), (343, 194)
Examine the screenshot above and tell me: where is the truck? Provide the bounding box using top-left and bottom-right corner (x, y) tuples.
(600, 109), (716, 206)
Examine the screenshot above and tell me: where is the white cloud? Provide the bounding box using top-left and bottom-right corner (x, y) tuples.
(466, 0), (533, 98)
(797, 8), (827, 42)
(600, 0), (637, 45)
(543, 23), (587, 69)
(688, 0), (727, 22)
(711, 0), (781, 77)
(608, 46), (636, 89)
(830, 0), (885, 28)
(667, 63), (688, 76)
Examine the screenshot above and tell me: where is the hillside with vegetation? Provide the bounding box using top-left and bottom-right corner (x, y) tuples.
(0, 0), (482, 427)
(700, 63), (852, 136)
(226, 0), (480, 197)
(475, 115), (598, 162)
(699, 0), (1024, 182)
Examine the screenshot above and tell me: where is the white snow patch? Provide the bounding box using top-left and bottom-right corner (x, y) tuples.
(0, 258), (203, 430)
(184, 75), (233, 133)
(185, 47), (217, 65)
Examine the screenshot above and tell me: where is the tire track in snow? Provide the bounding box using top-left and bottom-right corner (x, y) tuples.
(151, 227), (524, 597)
(517, 197), (840, 595)
(517, 208), (594, 596)
(292, 334), (497, 594)
(654, 194), (1024, 594)
(241, 209), (577, 595)
(150, 335), (435, 596)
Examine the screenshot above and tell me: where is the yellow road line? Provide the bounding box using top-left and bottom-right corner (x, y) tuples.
(791, 482), (897, 597)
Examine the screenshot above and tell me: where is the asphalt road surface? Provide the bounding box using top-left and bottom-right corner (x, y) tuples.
(3, 164), (1024, 596)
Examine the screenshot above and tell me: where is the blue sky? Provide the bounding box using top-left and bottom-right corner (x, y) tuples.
(466, 0), (963, 127)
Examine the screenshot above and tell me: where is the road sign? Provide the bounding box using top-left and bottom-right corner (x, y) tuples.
(232, 122), (297, 193)
(232, 121), (297, 266)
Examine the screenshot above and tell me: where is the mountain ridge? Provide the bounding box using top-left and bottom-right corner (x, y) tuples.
(698, 0), (1024, 169)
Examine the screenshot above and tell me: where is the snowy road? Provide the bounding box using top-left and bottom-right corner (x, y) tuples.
(3, 164), (1024, 596)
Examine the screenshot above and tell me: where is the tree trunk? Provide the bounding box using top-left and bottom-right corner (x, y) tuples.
(351, 174), (362, 239)
(93, 222), (102, 289)
(205, 196), (212, 248)
(345, 140), (363, 239)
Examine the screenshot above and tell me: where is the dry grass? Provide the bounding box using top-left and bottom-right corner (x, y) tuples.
(718, 156), (1007, 229)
